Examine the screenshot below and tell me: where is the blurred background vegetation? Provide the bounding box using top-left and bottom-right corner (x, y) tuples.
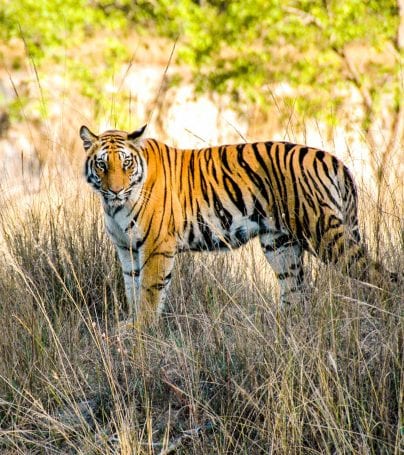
(1, 0), (402, 118)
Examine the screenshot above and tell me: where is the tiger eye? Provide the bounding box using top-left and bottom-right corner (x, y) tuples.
(96, 160), (107, 171)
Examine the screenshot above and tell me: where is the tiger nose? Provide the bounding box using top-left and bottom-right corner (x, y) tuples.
(110, 186), (124, 195)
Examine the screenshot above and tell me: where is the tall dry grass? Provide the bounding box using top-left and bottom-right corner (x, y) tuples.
(0, 134), (402, 455)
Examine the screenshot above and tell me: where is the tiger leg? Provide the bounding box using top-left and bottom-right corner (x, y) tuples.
(316, 221), (399, 285)
(116, 245), (140, 318)
(316, 223), (370, 280)
(137, 241), (176, 327)
(260, 232), (307, 308)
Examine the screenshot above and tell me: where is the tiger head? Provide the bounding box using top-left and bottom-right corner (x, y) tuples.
(79, 125), (147, 207)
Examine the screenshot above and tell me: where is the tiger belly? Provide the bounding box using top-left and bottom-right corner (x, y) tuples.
(178, 214), (263, 252)
(176, 207), (308, 308)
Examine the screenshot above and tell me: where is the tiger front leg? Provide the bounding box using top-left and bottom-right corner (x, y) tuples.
(116, 245), (141, 319)
(260, 232), (308, 309)
(136, 241), (176, 327)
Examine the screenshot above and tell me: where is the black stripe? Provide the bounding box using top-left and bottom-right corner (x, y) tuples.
(321, 159), (340, 200)
(316, 150), (324, 160)
(200, 165), (209, 200)
(251, 143), (281, 228)
(164, 272), (172, 282)
(328, 215), (342, 229)
(149, 282), (169, 291)
(288, 148), (298, 231)
(164, 142), (171, 167)
(209, 149), (219, 183)
(211, 185), (233, 230)
(189, 152), (195, 175)
(124, 269), (140, 277)
(323, 230), (345, 262)
(152, 251), (176, 259)
(317, 160), (340, 207)
(116, 243), (131, 251)
(277, 272), (291, 280)
(112, 205), (125, 216)
(312, 159), (338, 207)
(237, 144), (269, 201)
(331, 155), (339, 176)
(222, 174), (247, 214)
(298, 147), (309, 168)
(263, 234), (295, 252)
(265, 142), (288, 212)
(154, 145), (170, 238)
(220, 146), (232, 172)
(301, 205), (310, 238)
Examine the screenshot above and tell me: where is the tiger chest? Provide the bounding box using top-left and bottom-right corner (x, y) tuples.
(104, 210), (142, 251)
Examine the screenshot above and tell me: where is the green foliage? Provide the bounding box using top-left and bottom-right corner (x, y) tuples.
(0, 0), (401, 127)
(0, 0), (135, 126)
(1, 0), (97, 59)
(158, 0), (401, 117)
(114, 1), (401, 126)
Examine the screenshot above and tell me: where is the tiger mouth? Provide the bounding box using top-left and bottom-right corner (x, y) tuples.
(98, 188), (130, 207)
(101, 193), (128, 207)
(105, 197), (127, 207)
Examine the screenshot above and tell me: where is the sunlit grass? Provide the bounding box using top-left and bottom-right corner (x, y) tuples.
(0, 162), (402, 454)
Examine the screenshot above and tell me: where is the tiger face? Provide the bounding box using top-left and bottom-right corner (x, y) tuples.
(80, 124), (147, 207)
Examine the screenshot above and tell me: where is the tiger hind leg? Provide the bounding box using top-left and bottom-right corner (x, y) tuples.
(316, 223), (397, 284)
(316, 221), (368, 276)
(260, 232), (308, 308)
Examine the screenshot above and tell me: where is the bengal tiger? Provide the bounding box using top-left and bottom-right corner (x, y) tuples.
(79, 124), (394, 326)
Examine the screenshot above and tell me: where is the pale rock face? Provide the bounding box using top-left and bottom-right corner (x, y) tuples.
(119, 66), (248, 148)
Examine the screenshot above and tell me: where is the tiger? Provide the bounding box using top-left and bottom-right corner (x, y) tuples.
(79, 124), (395, 326)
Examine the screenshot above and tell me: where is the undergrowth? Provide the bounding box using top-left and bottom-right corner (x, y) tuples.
(0, 173), (402, 454)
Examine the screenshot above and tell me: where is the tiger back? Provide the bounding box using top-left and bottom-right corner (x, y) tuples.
(80, 124), (391, 326)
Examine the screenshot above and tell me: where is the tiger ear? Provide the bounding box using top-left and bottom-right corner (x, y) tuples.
(80, 125), (98, 151)
(127, 124), (147, 141)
